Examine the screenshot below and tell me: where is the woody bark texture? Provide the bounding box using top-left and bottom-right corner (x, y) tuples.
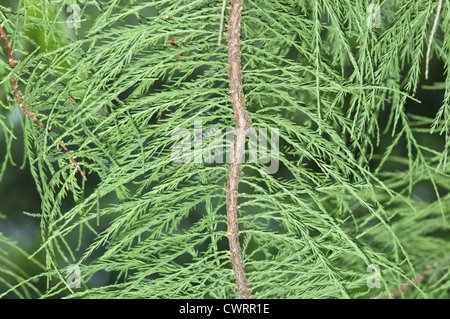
(226, 0), (252, 299)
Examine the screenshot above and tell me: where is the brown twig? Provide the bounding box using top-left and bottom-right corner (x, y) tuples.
(168, 37), (177, 47)
(0, 24), (87, 181)
(226, 0), (252, 299)
(425, 0), (444, 80)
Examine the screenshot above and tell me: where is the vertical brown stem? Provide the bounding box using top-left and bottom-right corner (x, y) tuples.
(0, 24), (87, 181)
(226, 0), (252, 299)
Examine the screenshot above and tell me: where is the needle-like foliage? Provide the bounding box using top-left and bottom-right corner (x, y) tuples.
(0, 0), (449, 299)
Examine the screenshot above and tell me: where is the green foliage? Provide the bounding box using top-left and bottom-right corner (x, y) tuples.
(0, 0), (449, 298)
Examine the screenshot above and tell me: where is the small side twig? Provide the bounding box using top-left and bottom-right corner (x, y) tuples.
(0, 24), (87, 181)
(226, 0), (252, 299)
(168, 37), (179, 67)
(425, 0), (444, 80)
(218, 0), (227, 46)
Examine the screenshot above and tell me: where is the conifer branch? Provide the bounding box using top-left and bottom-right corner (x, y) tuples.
(226, 0), (252, 299)
(0, 24), (87, 181)
(0, 0), (448, 300)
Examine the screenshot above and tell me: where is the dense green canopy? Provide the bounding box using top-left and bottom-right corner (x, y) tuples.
(0, 0), (448, 299)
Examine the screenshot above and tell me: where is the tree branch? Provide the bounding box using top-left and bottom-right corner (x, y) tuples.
(226, 0), (252, 299)
(0, 24), (87, 181)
